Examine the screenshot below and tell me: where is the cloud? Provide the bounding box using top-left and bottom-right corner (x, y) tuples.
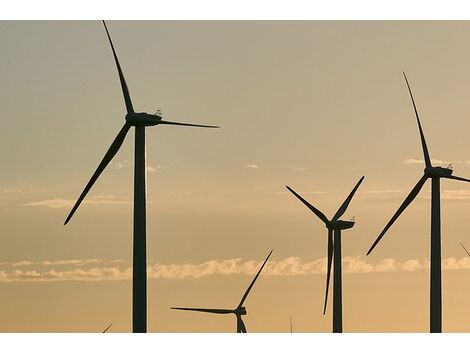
(291, 166), (309, 171)
(12, 260), (35, 267)
(0, 267), (131, 283)
(146, 165), (167, 173)
(419, 190), (470, 201)
(271, 190), (326, 195)
(242, 164), (259, 169)
(23, 195), (132, 209)
(145, 256), (468, 277)
(2, 188), (24, 194)
(23, 199), (74, 208)
(440, 190), (470, 200)
(363, 190), (401, 194)
(115, 159), (132, 169)
(401, 158), (470, 166)
(401, 158), (448, 165)
(115, 159), (166, 173)
(1, 256), (470, 282)
(1, 258), (124, 267)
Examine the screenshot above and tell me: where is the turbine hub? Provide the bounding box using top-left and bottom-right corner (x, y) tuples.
(235, 307), (247, 315)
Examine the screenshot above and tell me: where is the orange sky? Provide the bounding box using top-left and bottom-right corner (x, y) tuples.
(1, 21), (470, 332)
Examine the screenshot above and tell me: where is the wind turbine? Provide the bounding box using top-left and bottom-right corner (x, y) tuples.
(286, 176), (364, 333)
(102, 323), (112, 333)
(171, 250), (273, 333)
(460, 242), (470, 257)
(367, 72), (470, 333)
(289, 313), (293, 333)
(64, 21), (218, 333)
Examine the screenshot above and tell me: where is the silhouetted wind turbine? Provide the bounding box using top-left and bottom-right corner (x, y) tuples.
(286, 177), (364, 333)
(289, 313), (293, 333)
(367, 72), (470, 333)
(64, 21), (218, 333)
(171, 250), (273, 333)
(102, 323), (112, 333)
(460, 242), (470, 257)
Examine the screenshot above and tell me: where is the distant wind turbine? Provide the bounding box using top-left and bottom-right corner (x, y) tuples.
(64, 21), (218, 333)
(102, 323), (112, 333)
(286, 177), (364, 333)
(367, 72), (470, 333)
(289, 313), (293, 333)
(460, 242), (470, 257)
(171, 250), (273, 333)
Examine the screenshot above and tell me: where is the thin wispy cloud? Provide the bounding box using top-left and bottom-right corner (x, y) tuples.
(441, 190), (470, 200)
(291, 166), (309, 171)
(362, 190), (402, 194)
(23, 199), (75, 208)
(1, 186), (38, 194)
(2, 258), (123, 267)
(0, 267), (131, 283)
(1, 256), (470, 282)
(401, 158), (470, 166)
(115, 159), (133, 169)
(146, 165), (167, 173)
(2, 188), (24, 194)
(271, 190), (327, 195)
(115, 159), (166, 173)
(23, 195), (132, 209)
(420, 190), (470, 201)
(279, 189), (402, 198)
(242, 164), (259, 169)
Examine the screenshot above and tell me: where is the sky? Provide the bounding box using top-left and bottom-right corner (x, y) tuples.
(1, 21), (470, 332)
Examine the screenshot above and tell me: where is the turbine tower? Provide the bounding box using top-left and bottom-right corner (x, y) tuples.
(171, 250), (272, 333)
(367, 72), (470, 333)
(64, 21), (218, 333)
(286, 177), (364, 333)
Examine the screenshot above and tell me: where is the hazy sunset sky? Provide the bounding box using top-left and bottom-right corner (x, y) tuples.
(1, 21), (470, 332)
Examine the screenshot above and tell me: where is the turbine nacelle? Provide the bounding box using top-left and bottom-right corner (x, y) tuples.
(126, 112), (162, 126)
(424, 166), (453, 178)
(327, 220), (355, 231)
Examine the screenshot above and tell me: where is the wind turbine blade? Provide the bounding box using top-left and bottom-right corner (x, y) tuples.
(331, 176), (365, 222)
(403, 72), (431, 168)
(460, 241), (470, 257)
(323, 229), (334, 315)
(237, 315), (247, 333)
(158, 120), (219, 128)
(102, 323), (112, 333)
(237, 250), (273, 308)
(367, 174), (428, 255)
(285, 186), (329, 224)
(102, 21), (134, 114)
(64, 122), (131, 225)
(170, 307), (234, 314)
(443, 174), (470, 183)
